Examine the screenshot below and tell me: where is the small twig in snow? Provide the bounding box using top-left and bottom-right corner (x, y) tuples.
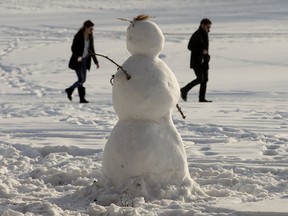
(120, 191), (134, 207)
(176, 103), (186, 119)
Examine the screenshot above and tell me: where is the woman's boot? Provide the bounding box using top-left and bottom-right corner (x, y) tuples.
(65, 87), (74, 101)
(78, 85), (89, 103)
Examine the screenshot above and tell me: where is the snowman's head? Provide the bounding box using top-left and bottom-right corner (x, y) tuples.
(126, 15), (164, 57)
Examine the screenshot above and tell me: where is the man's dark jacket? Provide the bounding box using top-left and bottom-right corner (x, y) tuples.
(68, 30), (98, 70)
(188, 27), (210, 70)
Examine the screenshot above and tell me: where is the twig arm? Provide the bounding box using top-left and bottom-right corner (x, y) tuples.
(89, 51), (131, 80)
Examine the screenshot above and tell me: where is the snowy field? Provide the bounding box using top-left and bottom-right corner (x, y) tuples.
(1, 0), (288, 215)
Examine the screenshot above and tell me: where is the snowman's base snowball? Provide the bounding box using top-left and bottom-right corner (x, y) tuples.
(102, 117), (206, 201)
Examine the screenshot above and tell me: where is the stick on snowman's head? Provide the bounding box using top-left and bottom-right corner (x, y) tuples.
(126, 15), (165, 57)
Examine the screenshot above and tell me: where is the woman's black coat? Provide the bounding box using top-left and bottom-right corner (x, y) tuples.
(188, 27), (210, 70)
(68, 30), (98, 70)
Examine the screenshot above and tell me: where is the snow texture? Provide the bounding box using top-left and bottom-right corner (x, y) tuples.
(0, 0), (288, 215)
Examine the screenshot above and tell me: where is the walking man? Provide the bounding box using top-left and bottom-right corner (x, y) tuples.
(181, 18), (212, 102)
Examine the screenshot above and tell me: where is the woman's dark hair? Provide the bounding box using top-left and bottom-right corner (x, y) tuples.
(83, 20), (94, 28)
(78, 20), (94, 33)
(200, 18), (212, 26)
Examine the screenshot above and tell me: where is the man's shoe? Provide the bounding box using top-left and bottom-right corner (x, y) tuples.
(199, 99), (212, 103)
(180, 88), (187, 102)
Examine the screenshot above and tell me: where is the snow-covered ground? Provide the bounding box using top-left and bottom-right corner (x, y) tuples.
(1, 0), (288, 215)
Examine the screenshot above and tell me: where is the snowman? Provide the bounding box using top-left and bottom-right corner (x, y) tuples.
(102, 15), (202, 200)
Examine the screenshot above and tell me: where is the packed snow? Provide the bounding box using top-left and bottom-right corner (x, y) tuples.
(1, 0), (288, 215)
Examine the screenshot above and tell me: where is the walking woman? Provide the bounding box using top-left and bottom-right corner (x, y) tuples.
(65, 20), (99, 103)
